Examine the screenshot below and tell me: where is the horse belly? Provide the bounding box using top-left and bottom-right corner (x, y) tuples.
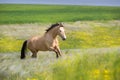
(37, 45), (48, 51)
(36, 41), (49, 51)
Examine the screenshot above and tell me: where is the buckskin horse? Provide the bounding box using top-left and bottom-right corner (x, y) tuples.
(20, 23), (66, 59)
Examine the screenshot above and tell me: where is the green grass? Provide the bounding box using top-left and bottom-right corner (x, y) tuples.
(0, 4), (120, 80)
(60, 26), (120, 49)
(0, 21), (120, 52)
(51, 51), (120, 80)
(0, 4), (120, 24)
(0, 37), (23, 52)
(1, 49), (120, 80)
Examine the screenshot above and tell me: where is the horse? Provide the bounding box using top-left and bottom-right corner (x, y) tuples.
(20, 23), (66, 59)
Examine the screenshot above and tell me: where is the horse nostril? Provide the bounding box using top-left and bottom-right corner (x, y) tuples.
(62, 38), (66, 40)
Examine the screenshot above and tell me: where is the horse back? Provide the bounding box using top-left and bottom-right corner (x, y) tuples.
(27, 36), (47, 51)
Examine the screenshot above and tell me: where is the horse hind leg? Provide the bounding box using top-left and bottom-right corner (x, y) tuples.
(31, 50), (38, 58)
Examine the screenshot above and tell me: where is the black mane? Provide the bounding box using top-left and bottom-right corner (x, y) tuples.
(46, 23), (59, 32)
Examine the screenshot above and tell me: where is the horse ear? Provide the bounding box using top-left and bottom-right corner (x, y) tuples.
(59, 22), (64, 27)
(56, 22), (59, 24)
(55, 22), (59, 26)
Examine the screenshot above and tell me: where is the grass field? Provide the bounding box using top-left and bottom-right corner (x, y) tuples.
(0, 4), (120, 24)
(0, 21), (120, 52)
(0, 48), (120, 80)
(0, 21), (120, 80)
(0, 4), (120, 80)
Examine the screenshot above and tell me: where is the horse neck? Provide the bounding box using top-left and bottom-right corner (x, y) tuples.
(45, 28), (58, 39)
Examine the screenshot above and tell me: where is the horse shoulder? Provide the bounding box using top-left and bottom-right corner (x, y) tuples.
(52, 38), (59, 47)
(55, 38), (59, 44)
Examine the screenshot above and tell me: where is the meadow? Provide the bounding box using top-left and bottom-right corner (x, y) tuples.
(0, 21), (120, 80)
(0, 4), (120, 80)
(0, 4), (120, 24)
(0, 21), (120, 52)
(0, 48), (120, 80)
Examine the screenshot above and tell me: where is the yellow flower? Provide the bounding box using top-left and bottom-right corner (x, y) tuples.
(93, 69), (100, 78)
(104, 75), (110, 80)
(104, 75), (109, 78)
(32, 78), (38, 80)
(103, 69), (110, 80)
(27, 78), (38, 80)
(104, 69), (109, 74)
(27, 78), (30, 80)
(94, 69), (100, 75)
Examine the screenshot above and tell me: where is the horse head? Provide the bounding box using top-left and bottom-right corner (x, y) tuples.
(57, 23), (66, 40)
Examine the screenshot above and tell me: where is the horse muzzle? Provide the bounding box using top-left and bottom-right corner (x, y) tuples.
(62, 37), (66, 41)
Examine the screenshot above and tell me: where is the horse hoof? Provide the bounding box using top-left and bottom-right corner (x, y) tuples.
(32, 56), (37, 58)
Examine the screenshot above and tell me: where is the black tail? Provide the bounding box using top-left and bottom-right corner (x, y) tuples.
(21, 40), (27, 59)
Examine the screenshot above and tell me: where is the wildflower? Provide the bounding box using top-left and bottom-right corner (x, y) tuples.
(32, 78), (38, 80)
(103, 69), (110, 80)
(94, 69), (100, 75)
(27, 78), (30, 80)
(104, 75), (109, 78)
(104, 69), (109, 74)
(27, 78), (38, 80)
(93, 69), (100, 78)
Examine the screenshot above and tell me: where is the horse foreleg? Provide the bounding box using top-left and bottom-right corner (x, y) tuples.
(49, 47), (59, 58)
(55, 46), (62, 57)
(55, 51), (59, 58)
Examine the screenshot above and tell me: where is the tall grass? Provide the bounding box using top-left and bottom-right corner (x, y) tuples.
(0, 4), (120, 80)
(0, 21), (120, 52)
(0, 37), (23, 52)
(60, 25), (120, 49)
(2, 49), (120, 80)
(51, 52), (120, 80)
(0, 4), (120, 24)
